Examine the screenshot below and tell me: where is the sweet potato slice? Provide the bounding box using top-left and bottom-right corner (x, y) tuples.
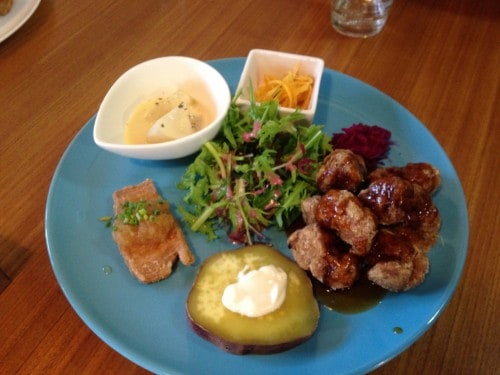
(186, 244), (319, 354)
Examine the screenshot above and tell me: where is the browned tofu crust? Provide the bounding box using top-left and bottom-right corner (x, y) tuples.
(112, 179), (195, 283)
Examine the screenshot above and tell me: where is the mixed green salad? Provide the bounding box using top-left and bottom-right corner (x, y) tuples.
(177, 98), (332, 244)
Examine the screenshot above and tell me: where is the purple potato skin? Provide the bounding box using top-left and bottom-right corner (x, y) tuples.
(186, 307), (316, 355)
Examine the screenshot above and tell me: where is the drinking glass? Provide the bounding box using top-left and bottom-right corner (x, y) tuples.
(331, 0), (393, 38)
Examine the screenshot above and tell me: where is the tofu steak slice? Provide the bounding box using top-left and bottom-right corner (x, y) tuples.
(112, 179), (194, 283)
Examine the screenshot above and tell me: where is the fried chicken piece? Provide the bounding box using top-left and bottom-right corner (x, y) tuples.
(316, 149), (367, 193)
(291, 154), (441, 292)
(315, 189), (378, 256)
(300, 195), (321, 225)
(112, 179), (195, 283)
(288, 223), (360, 290)
(362, 163), (441, 253)
(366, 229), (429, 292)
(391, 211), (441, 254)
(358, 175), (438, 227)
(368, 162), (441, 195)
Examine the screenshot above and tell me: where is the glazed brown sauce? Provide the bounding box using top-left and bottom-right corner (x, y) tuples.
(311, 275), (386, 314)
(287, 219), (387, 314)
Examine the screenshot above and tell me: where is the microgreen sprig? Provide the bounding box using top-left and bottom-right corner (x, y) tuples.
(100, 199), (166, 231)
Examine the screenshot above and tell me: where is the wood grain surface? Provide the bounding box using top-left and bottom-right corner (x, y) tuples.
(0, 0), (498, 373)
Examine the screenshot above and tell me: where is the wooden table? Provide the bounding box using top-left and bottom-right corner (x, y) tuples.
(1, 0), (498, 373)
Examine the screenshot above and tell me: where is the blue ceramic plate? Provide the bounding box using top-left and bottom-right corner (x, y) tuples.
(46, 58), (468, 374)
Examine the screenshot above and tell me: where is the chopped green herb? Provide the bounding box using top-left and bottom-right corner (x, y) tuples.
(100, 199), (166, 230)
(99, 216), (113, 228)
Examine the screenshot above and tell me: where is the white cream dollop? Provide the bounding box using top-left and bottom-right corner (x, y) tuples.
(221, 265), (287, 318)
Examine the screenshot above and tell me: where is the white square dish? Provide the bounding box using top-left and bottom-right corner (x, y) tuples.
(235, 49), (324, 122)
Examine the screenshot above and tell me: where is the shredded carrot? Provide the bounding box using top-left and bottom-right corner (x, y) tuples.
(255, 65), (314, 110)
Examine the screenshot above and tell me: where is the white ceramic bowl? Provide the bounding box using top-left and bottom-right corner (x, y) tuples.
(235, 49), (324, 122)
(93, 56), (231, 160)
